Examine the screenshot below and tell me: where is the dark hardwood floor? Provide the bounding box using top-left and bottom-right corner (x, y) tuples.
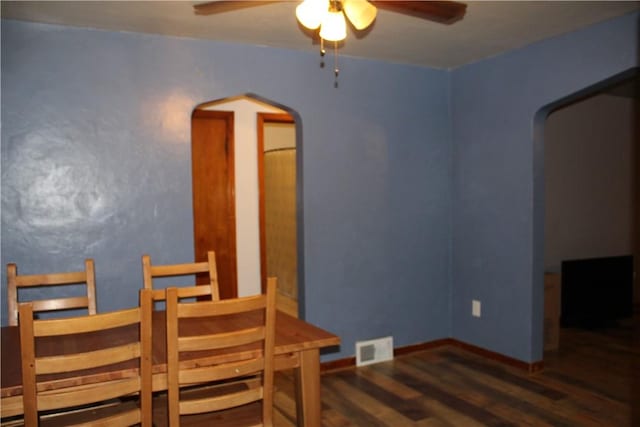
(7, 312), (636, 426)
(273, 311), (639, 426)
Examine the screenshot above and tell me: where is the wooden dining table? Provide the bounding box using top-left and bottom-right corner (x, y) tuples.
(1, 309), (340, 427)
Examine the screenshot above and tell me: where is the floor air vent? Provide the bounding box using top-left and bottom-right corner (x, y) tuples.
(355, 336), (393, 367)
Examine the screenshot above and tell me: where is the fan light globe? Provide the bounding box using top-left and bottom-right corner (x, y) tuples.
(296, 0), (326, 30)
(343, 0), (377, 30)
(319, 9), (347, 41)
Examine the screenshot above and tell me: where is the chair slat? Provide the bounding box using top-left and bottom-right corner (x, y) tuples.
(0, 394), (23, 418)
(30, 296), (90, 313)
(39, 399), (141, 427)
(13, 271), (89, 287)
(178, 326), (264, 352)
(177, 294), (265, 318)
(37, 377), (141, 411)
(37, 342), (141, 374)
(33, 306), (140, 336)
(179, 387), (263, 415)
(179, 358), (264, 385)
(151, 261), (210, 276)
(152, 285), (212, 301)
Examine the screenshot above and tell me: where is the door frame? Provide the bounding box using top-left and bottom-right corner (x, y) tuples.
(257, 112), (296, 293)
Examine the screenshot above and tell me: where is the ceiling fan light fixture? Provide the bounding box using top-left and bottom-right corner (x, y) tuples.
(319, 8), (347, 41)
(295, 0), (326, 30)
(195, 0), (468, 86)
(342, 0), (377, 31)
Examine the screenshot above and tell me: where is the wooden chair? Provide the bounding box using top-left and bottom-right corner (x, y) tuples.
(141, 251), (220, 301)
(7, 259), (97, 326)
(163, 278), (277, 426)
(19, 288), (153, 427)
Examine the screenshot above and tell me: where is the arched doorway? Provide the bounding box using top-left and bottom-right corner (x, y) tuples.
(534, 69), (639, 357)
(191, 94), (303, 317)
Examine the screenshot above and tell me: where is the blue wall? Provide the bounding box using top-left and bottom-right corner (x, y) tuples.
(451, 11), (639, 362)
(1, 20), (453, 360)
(3, 11), (638, 364)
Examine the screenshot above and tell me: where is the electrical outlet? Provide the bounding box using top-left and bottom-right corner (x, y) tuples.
(472, 300), (481, 317)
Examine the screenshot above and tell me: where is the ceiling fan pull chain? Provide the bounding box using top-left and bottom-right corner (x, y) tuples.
(320, 37), (326, 69)
(333, 40), (339, 88)
(318, 36), (339, 87)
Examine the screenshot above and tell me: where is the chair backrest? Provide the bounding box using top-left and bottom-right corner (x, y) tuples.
(7, 259), (97, 326)
(19, 288), (153, 426)
(165, 278), (277, 426)
(141, 251), (220, 301)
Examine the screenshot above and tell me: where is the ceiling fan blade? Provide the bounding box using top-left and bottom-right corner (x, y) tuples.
(342, 0), (377, 31)
(370, 0), (466, 24)
(193, 1), (281, 16)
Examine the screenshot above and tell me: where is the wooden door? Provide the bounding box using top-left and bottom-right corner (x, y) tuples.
(191, 110), (237, 299)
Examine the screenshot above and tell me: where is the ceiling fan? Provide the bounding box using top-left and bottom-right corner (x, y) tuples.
(194, 1), (467, 30)
(193, 0), (467, 82)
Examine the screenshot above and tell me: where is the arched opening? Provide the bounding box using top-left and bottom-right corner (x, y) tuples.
(533, 68), (638, 361)
(191, 94), (304, 318)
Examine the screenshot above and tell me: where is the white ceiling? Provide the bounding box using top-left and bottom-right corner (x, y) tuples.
(2, 1), (639, 69)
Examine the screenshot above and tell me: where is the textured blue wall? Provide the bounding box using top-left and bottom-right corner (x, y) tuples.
(1, 20), (453, 360)
(4, 12), (635, 364)
(451, 11), (639, 362)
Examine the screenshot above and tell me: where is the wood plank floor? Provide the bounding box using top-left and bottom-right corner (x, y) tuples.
(6, 312), (636, 426)
(272, 311), (639, 426)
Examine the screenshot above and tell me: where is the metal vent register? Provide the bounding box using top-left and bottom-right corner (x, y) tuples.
(355, 336), (393, 367)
